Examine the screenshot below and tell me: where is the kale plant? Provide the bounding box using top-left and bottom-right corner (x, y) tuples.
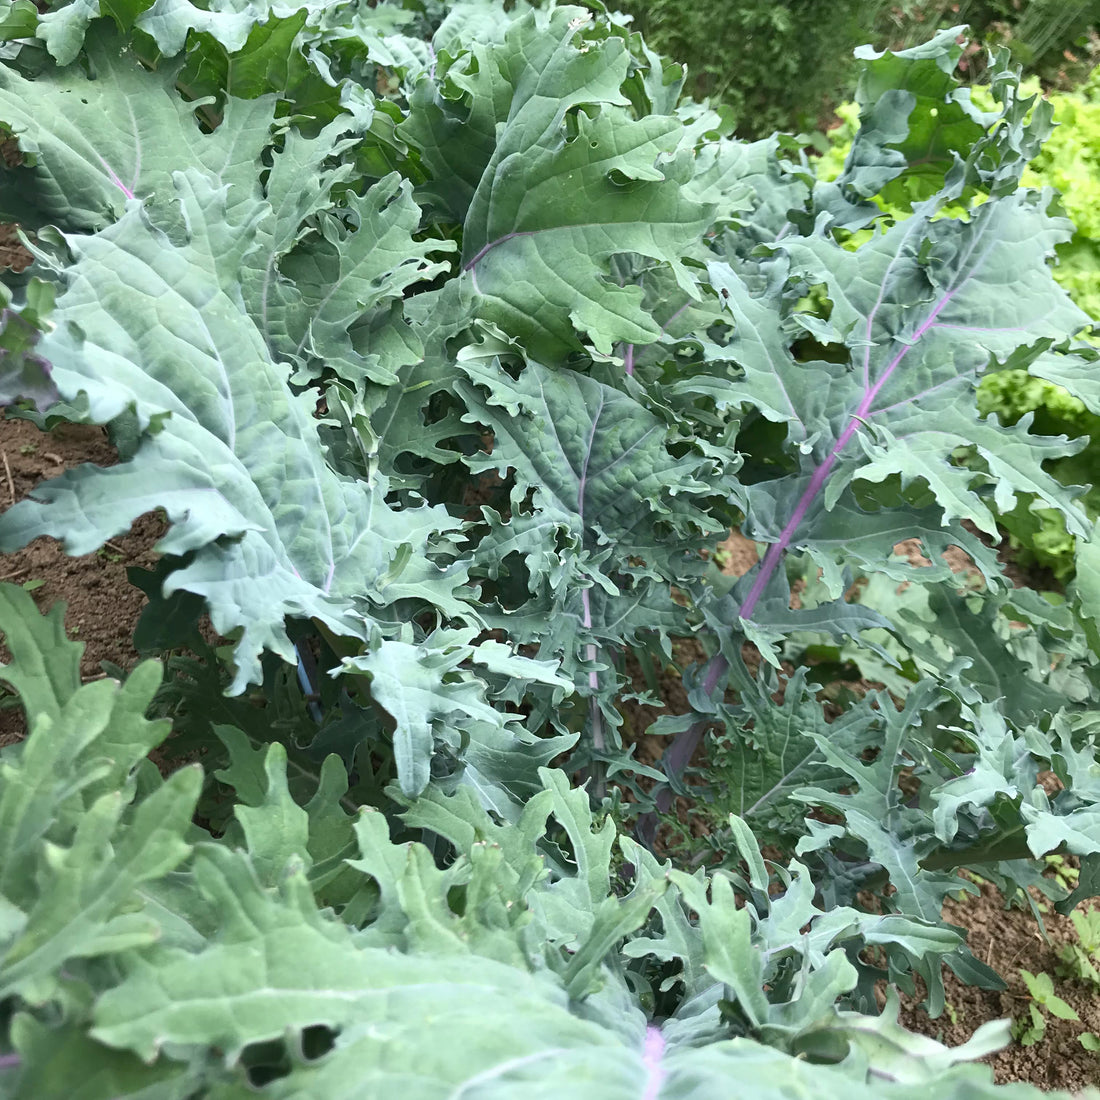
(0, 0), (1098, 1093)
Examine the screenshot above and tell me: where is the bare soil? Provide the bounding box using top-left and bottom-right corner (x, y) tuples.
(0, 223), (31, 273)
(0, 417), (165, 746)
(899, 876), (1100, 1091)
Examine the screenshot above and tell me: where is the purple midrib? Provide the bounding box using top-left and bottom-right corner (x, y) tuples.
(654, 275), (968, 808)
(463, 230), (533, 271)
(578, 393), (606, 750)
(738, 282), (960, 621)
(641, 1025), (667, 1100)
(96, 152), (135, 200)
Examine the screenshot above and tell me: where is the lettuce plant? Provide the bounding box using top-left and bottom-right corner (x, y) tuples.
(0, 1), (1099, 1093)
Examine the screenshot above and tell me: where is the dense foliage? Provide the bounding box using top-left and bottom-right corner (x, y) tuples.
(606, 0), (879, 137)
(820, 66), (1100, 582)
(1022, 67), (1100, 318)
(0, 0), (1099, 1094)
(880, 1), (1097, 83)
(612, 0), (1098, 138)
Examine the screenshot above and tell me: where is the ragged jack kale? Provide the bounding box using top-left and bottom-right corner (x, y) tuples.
(0, 2), (1099, 1096)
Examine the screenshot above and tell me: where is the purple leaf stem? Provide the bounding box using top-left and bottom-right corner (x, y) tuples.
(641, 1025), (667, 1100)
(0, 1054), (20, 1070)
(658, 300), (692, 337)
(575, 397), (607, 774)
(581, 585), (605, 752)
(653, 650), (725, 813)
(654, 282), (962, 816)
(463, 231), (536, 292)
(465, 222), (656, 274)
(96, 153), (134, 200)
(739, 283), (959, 621)
(0, 309), (59, 412)
(626, 301), (693, 375)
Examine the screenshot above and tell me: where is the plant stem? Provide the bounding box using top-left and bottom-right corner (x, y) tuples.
(581, 586), (607, 800)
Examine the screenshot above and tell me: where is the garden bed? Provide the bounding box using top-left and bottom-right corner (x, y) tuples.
(2, 5), (1099, 1095)
(3, 411), (1098, 1092)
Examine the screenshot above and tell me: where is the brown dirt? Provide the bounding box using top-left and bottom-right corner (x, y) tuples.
(898, 875), (1100, 1092)
(714, 528), (760, 577)
(0, 221), (32, 273)
(0, 416), (165, 746)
